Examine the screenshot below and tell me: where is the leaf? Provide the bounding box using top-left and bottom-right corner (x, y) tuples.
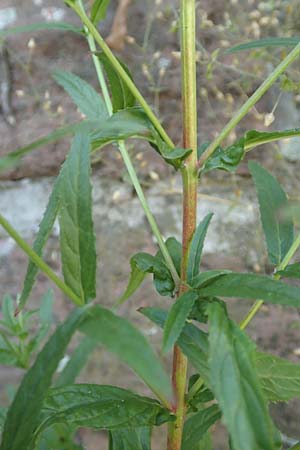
(255, 352), (300, 402)
(1, 295), (15, 328)
(198, 272), (300, 307)
(79, 305), (172, 402)
(276, 262), (300, 279)
(0, 408), (7, 433)
(288, 443), (300, 450)
(18, 181), (60, 311)
(97, 52), (135, 112)
(58, 131), (96, 303)
(190, 270), (231, 289)
(140, 307), (210, 384)
(249, 161), (294, 265)
(53, 70), (108, 121)
(0, 307), (86, 450)
(226, 37), (300, 54)
(116, 249), (175, 305)
(195, 432), (213, 450)
(115, 259), (147, 306)
(91, 0), (111, 24)
(158, 146), (192, 170)
(109, 427), (151, 450)
(207, 302), (281, 450)
(0, 22), (83, 38)
(55, 336), (97, 387)
(37, 384), (172, 436)
(0, 122), (89, 173)
(181, 405), (221, 450)
(200, 140), (245, 175)
(162, 291), (199, 353)
(151, 133), (193, 170)
(37, 424), (83, 450)
(39, 290), (54, 326)
(244, 128), (300, 151)
(155, 237), (182, 277)
(187, 213), (213, 282)
(91, 107), (153, 148)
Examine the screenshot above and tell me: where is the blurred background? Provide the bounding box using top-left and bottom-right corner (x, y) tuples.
(0, 0), (300, 448)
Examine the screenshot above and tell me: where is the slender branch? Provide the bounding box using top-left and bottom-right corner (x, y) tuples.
(76, 0), (180, 287)
(168, 1), (198, 449)
(0, 214), (82, 306)
(65, 0), (175, 149)
(240, 231), (300, 330)
(199, 42), (300, 166)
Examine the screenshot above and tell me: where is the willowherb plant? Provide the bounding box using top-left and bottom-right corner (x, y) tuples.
(0, 1), (300, 449)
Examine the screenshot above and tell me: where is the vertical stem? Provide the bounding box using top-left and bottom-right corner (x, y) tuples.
(168, 1), (198, 449)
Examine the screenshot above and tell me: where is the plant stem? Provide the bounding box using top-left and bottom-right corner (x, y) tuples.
(0, 214), (82, 306)
(168, 1), (198, 449)
(66, 0), (174, 149)
(76, 0), (180, 287)
(240, 231), (300, 330)
(199, 42), (300, 165)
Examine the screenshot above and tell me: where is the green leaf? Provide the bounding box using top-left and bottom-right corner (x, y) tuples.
(97, 52), (135, 112)
(55, 336), (97, 387)
(0, 408), (7, 433)
(109, 427), (151, 450)
(195, 432), (213, 450)
(120, 252), (175, 301)
(226, 37), (300, 54)
(154, 237), (182, 280)
(38, 384), (172, 435)
(244, 128), (300, 151)
(0, 308), (86, 450)
(37, 424), (83, 450)
(0, 122), (89, 173)
(255, 352), (300, 402)
(249, 161), (294, 265)
(115, 259), (147, 306)
(79, 305), (172, 402)
(53, 70), (108, 121)
(158, 146), (192, 170)
(58, 131), (97, 303)
(0, 22), (83, 38)
(288, 443), (300, 450)
(191, 270), (232, 289)
(91, 107), (153, 148)
(200, 140), (245, 175)
(198, 272), (300, 307)
(116, 250), (175, 305)
(162, 291), (199, 353)
(91, 0), (111, 24)
(187, 213), (213, 282)
(140, 307), (210, 384)
(1, 295), (15, 328)
(151, 133), (193, 170)
(18, 181), (60, 311)
(190, 297), (227, 324)
(276, 262), (300, 279)
(181, 405), (221, 450)
(207, 302), (281, 450)
(39, 290), (54, 326)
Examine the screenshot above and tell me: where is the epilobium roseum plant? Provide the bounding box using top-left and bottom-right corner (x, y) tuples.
(0, 1), (300, 449)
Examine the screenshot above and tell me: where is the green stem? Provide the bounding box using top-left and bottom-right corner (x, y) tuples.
(0, 214), (82, 306)
(199, 42), (300, 165)
(76, 0), (180, 287)
(240, 231), (300, 330)
(168, 2), (198, 449)
(66, 0), (174, 149)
